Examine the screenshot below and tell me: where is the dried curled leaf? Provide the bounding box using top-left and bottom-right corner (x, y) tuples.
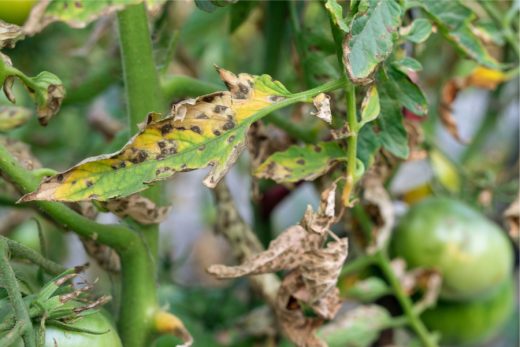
(1, 56), (65, 126)
(255, 142), (346, 183)
(504, 197), (519, 242)
(154, 311), (193, 347)
(103, 194), (170, 225)
(312, 93), (332, 124)
(0, 20), (24, 49)
(0, 136), (41, 171)
(0, 106), (31, 132)
(439, 79), (465, 143)
(23, 0), (166, 35)
(21, 68), (292, 202)
(208, 184), (347, 346)
(363, 172), (394, 254)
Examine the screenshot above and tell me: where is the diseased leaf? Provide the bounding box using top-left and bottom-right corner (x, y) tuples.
(0, 136), (41, 171)
(420, 0), (500, 68)
(254, 142), (346, 183)
(0, 20), (24, 49)
(23, 0), (166, 35)
(392, 57), (423, 73)
(103, 194), (170, 225)
(0, 106), (31, 132)
(377, 84), (409, 159)
(384, 65), (428, 115)
(439, 79), (465, 143)
(208, 184), (347, 347)
(400, 18), (432, 43)
(359, 85), (380, 127)
(312, 93), (332, 124)
(325, 0), (350, 33)
(1, 55), (65, 126)
(504, 198), (519, 243)
(342, 0), (402, 83)
(21, 68), (293, 202)
(362, 172), (394, 254)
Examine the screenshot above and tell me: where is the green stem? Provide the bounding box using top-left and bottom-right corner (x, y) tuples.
(2, 236), (65, 275)
(327, 8), (359, 205)
(117, 4), (166, 346)
(0, 238), (36, 347)
(375, 251), (438, 347)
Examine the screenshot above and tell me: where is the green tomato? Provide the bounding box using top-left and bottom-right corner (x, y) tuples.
(7, 310), (122, 347)
(390, 197), (513, 301)
(421, 278), (515, 346)
(0, 0), (36, 25)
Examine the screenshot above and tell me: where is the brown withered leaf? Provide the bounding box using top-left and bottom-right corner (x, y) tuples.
(312, 93), (332, 124)
(0, 20), (24, 49)
(440, 79), (466, 143)
(81, 238), (120, 272)
(0, 136), (41, 171)
(504, 197), (519, 242)
(212, 181), (280, 304)
(209, 184), (347, 346)
(103, 194), (170, 225)
(362, 173), (394, 254)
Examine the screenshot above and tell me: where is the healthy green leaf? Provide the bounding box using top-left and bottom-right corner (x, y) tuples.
(342, 0), (402, 83)
(255, 142), (346, 183)
(420, 0), (500, 68)
(0, 106), (31, 132)
(392, 57), (423, 73)
(325, 0), (350, 33)
(23, 0), (166, 35)
(383, 65), (428, 115)
(357, 125), (381, 167)
(401, 18), (432, 43)
(359, 85), (380, 127)
(346, 277), (391, 302)
(195, 0), (237, 12)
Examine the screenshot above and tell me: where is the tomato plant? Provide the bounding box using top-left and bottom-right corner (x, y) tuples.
(0, 1), (517, 347)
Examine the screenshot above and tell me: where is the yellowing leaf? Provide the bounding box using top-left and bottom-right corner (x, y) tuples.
(0, 106), (31, 132)
(20, 68), (294, 202)
(312, 93), (332, 124)
(359, 85), (380, 127)
(430, 150), (460, 194)
(255, 142), (346, 183)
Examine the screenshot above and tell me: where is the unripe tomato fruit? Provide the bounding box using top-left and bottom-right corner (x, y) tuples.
(390, 197), (513, 301)
(7, 308), (122, 347)
(0, 0), (36, 25)
(421, 278), (514, 346)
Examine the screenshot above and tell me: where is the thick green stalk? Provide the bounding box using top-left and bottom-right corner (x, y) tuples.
(117, 4), (165, 346)
(0, 238), (35, 347)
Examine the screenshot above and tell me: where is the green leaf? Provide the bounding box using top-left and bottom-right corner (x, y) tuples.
(383, 65), (428, 115)
(0, 106), (31, 132)
(229, 1), (255, 33)
(359, 85), (380, 127)
(255, 142), (346, 183)
(195, 0), (237, 12)
(357, 125), (381, 167)
(320, 305), (393, 347)
(392, 57), (423, 73)
(343, 0), (402, 83)
(420, 0), (500, 68)
(325, 0), (350, 33)
(377, 83), (409, 159)
(21, 69), (340, 202)
(401, 18), (432, 43)
(346, 277), (391, 302)
(23, 0), (166, 35)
